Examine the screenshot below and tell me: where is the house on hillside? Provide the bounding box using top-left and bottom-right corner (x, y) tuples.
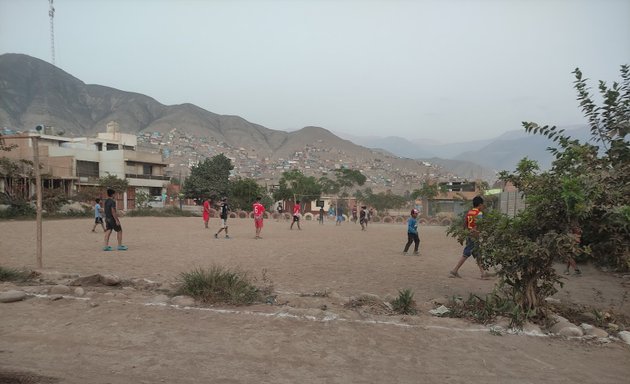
(0, 121), (169, 210)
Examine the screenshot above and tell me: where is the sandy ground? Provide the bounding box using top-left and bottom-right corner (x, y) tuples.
(1, 216), (629, 383)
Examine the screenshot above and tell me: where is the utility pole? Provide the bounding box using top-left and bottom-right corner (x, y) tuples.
(49, 0), (55, 66)
(32, 135), (43, 268)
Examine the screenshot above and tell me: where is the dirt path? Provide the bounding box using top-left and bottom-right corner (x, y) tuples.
(1, 217), (629, 383)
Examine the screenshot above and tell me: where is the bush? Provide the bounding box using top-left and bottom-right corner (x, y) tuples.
(175, 266), (267, 305)
(390, 288), (417, 315)
(0, 200), (35, 219)
(445, 293), (530, 327)
(0, 266), (32, 282)
(127, 207), (196, 217)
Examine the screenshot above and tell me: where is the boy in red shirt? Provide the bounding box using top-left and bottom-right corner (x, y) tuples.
(290, 200), (302, 230)
(202, 197), (211, 228)
(449, 196), (487, 279)
(253, 196), (265, 239)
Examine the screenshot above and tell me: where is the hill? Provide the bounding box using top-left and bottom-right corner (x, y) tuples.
(0, 53), (453, 192)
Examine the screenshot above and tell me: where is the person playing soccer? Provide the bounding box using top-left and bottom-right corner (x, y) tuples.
(214, 197), (230, 239)
(403, 209), (420, 255)
(253, 196), (265, 239)
(290, 200), (301, 230)
(202, 197), (212, 229)
(359, 206), (368, 230)
(92, 198), (105, 232)
(449, 196), (487, 278)
(103, 189), (127, 251)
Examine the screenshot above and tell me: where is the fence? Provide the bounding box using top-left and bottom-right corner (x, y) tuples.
(499, 190), (526, 217)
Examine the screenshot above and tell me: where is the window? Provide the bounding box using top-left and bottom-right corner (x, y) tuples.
(143, 164), (153, 175)
(76, 161), (99, 178)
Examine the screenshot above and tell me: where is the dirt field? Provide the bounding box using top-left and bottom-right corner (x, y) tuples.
(1, 216), (629, 383)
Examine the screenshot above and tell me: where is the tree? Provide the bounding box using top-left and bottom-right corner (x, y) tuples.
(99, 174), (129, 193)
(334, 168), (367, 196)
(273, 170), (322, 205)
(448, 65), (630, 324)
(362, 189), (407, 214)
(230, 177), (267, 210)
(410, 182), (439, 200)
(183, 154), (233, 200)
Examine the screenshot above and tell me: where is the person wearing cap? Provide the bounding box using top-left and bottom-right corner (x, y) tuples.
(403, 208), (420, 255)
(214, 197), (230, 239)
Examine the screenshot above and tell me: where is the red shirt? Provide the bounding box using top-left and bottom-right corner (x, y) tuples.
(253, 202), (265, 219)
(464, 208), (483, 230)
(293, 204), (300, 216)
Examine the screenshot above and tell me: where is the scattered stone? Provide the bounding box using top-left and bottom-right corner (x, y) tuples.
(70, 274), (102, 286)
(580, 311), (598, 323)
(0, 290), (27, 303)
(580, 323), (609, 338)
(429, 305), (450, 316)
(148, 294), (170, 304)
(544, 297), (561, 304)
(607, 323), (620, 332)
(131, 278), (161, 290)
(49, 294), (63, 301)
(100, 274), (121, 286)
(171, 295), (195, 307)
(74, 287), (85, 297)
(622, 274), (630, 280)
(558, 326), (584, 337)
(122, 286), (136, 292)
(618, 331), (630, 345)
(522, 322), (544, 336)
(49, 285), (71, 295)
(89, 302), (99, 308)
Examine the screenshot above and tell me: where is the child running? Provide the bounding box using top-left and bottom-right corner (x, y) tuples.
(449, 196), (487, 278)
(92, 198), (105, 232)
(403, 209), (420, 255)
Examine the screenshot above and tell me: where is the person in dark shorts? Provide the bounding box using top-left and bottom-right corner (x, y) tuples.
(290, 200), (301, 230)
(92, 198), (105, 232)
(403, 209), (420, 255)
(449, 196), (487, 278)
(214, 197), (230, 239)
(103, 188), (127, 251)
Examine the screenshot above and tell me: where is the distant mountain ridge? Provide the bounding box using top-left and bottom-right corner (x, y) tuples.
(337, 125), (590, 172)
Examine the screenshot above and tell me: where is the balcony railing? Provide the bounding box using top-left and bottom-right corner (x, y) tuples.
(125, 173), (171, 181)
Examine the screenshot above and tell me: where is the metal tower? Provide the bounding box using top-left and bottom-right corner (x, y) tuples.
(49, 0), (55, 65)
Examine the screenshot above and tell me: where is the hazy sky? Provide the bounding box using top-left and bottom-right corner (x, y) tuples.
(1, 0), (629, 142)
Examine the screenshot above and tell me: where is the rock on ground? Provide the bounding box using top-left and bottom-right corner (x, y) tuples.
(0, 290), (27, 303)
(49, 285), (71, 295)
(618, 331), (630, 345)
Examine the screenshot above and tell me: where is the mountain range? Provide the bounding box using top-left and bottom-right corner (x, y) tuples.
(1, 53), (587, 181)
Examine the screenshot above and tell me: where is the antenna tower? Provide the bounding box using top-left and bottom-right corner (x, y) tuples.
(49, 0), (55, 65)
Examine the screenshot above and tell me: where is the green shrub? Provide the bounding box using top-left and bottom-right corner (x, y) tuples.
(0, 200), (35, 219)
(0, 266), (32, 282)
(175, 266), (266, 305)
(445, 293), (533, 327)
(390, 288), (417, 315)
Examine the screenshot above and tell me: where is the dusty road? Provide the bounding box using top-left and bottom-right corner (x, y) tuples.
(1, 217), (629, 383)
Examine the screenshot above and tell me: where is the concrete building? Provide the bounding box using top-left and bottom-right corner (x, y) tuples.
(0, 122), (169, 210)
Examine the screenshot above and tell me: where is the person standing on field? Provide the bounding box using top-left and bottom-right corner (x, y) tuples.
(290, 200), (301, 230)
(92, 198), (105, 232)
(103, 189), (127, 251)
(403, 209), (420, 255)
(253, 196), (265, 239)
(202, 197), (212, 229)
(449, 196), (487, 279)
(214, 197), (230, 239)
